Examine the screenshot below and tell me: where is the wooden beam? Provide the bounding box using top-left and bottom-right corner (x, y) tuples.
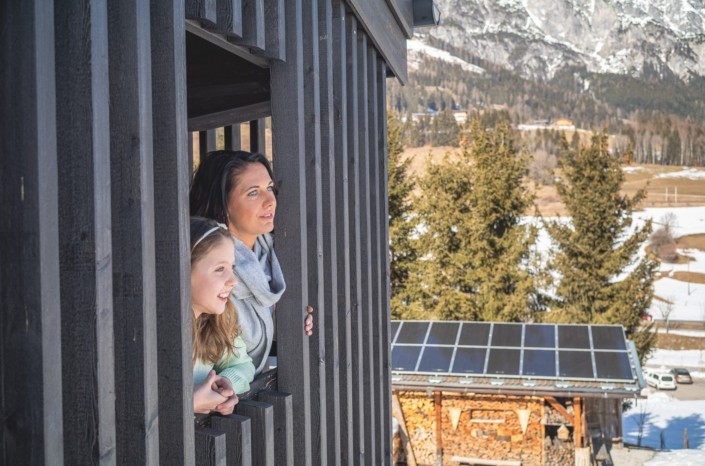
(108, 0), (160, 462)
(574, 397), (582, 448)
(270, 0), (314, 463)
(224, 124), (242, 150)
(345, 0), (408, 83)
(236, 400), (275, 466)
(302, 1), (328, 463)
(150, 0), (194, 463)
(545, 396), (574, 425)
(194, 426), (227, 465)
(385, 0), (413, 38)
(318, 0), (342, 463)
(435, 391), (443, 464)
(257, 391), (294, 466)
(186, 21), (269, 68)
(357, 28), (377, 465)
(258, 0), (285, 61)
(391, 394), (417, 466)
(215, 0), (243, 38)
(55, 1), (117, 462)
(377, 56), (394, 464)
(0, 1), (63, 462)
(332, 4), (354, 464)
(345, 14), (366, 464)
(188, 101), (271, 131)
(210, 414), (253, 466)
(249, 118), (266, 154)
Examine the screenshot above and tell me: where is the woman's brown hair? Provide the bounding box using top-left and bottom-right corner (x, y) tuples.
(190, 216), (241, 365)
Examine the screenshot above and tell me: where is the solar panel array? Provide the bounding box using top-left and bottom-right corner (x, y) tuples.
(391, 321), (635, 382)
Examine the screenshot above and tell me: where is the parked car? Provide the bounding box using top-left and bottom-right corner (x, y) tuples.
(670, 368), (693, 384)
(646, 371), (677, 390)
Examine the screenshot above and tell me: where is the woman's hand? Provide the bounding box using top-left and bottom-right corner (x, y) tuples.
(211, 376), (239, 415)
(193, 370), (228, 414)
(305, 305), (314, 336)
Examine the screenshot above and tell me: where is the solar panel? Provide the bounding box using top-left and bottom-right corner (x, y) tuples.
(522, 349), (557, 377)
(594, 351), (633, 380)
(491, 323), (522, 347)
(591, 326), (627, 350)
(396, 321), (430, 344)
(426, 322), (460, 345)
(524, 325), (556, 348)
(558, 325), (591, 349)
(392, 345), (422, 371)
(451, 347), (487, 374)
(417, 346), (454, 372)
(457, 322), (490, 346)
(390, 321), (636, 385)
(558, 351), (594, 378)
(391, 321), (400, 343)
(487, 348), (521, 375)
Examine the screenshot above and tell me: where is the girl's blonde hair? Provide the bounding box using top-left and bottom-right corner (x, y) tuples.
(190, 216), (241, 364)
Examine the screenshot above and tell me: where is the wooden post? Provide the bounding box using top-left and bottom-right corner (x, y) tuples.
(331, 4), (355, 464)
(210, 414), (253, 466)
(318, 0), (342, 463)
(0, 1), (64, 462)
(225, 124), (242, 150)
(236, 400), (275, 466)
(345, 13), (366, 465)
(257, 391), (294, 466)
(435, 392), (443, 466)
(194, 426), (227, 466)
(270, 0), (314, 463)
(249, 119), (266, 154)
(55, 1), (117, 462)
(573, 397), (582, 448)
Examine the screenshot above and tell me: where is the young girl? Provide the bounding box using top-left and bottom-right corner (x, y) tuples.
(189, 150), (313, 376)
(191, 216), (255, 414)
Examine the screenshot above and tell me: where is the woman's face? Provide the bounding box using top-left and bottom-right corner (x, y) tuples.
(227, 162), (276, 248)
(191, 237), (236, 318)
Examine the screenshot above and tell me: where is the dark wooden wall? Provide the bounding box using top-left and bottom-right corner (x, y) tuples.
(1, 0), (404, 464)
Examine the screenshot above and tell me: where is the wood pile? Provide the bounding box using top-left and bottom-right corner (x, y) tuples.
(397, 392), (543, 466)
(544, 432), (575, 465)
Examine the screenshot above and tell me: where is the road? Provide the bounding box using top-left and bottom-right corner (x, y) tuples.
(643, 376), (705, 400)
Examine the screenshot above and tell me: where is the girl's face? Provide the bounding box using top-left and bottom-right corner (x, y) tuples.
(227, 163), (276, 249)
(191, 237), (236, 319)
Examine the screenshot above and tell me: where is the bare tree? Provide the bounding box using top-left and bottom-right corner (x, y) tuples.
(633, 402), (649, 447)
(657, 298), (676, 333)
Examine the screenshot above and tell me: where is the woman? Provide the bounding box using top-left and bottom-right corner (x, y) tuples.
(190, 216), (255, 414)
(190, 150), (313, 375)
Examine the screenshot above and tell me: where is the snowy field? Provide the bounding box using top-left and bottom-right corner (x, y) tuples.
(624, 391), (705, 451)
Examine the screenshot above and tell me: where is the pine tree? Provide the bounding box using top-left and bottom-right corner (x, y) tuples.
(410, 117), (538, 321)
(544, 132), (656, 361)
(387, 112), (419, 319)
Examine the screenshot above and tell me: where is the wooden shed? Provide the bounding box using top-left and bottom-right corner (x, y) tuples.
(0, 1), (434, 464)
(390, 321), (646, 466)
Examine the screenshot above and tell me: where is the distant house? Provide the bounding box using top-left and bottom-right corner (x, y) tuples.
(391, 321), (645, 466)
(453, 111), (468, 124)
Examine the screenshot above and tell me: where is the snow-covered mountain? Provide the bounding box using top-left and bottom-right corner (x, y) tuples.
(422, 0), (705, 82)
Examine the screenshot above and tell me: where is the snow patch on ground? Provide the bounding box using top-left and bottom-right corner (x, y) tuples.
(407, 39), (486, 75)
(644, 349), (705, 371)
(654, 168), (705, 180)
(623, 392), (705, 451)
(645, 449), (705, 465)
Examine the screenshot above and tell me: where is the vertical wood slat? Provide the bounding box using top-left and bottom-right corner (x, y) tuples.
(257, 391), (294, 466)
(249, 119), (265, 154)
(344, 13), (365, 465)
(260, 0), (285, 61)
(188, 132), (195, 174)
(318, 0), (341, 463)
(108, 1), (159, 462)
(301, 0), (328, 463)
(331, 3), (354, 464)
(230, 0), (264, 51)
(215, 0), (243, 38)
(357, 29), (377, 465)
(0, 1), (64, 463)
(224, 124), (242, 150)
(199, 129), (217, 158)
(54, 0), (117, 463)
(210, 414), (252, 466)
(366, 45), (385, 466)
(186, 0), (217, 27)
(270, 0), (314, 463)
(194, 427), (227, 466)
(150, 0), (194, 463)
(235, 400), (274, 466)
(377, 57), (393, 464)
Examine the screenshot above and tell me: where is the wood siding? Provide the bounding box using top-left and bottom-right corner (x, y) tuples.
(1, 0), (401, 464)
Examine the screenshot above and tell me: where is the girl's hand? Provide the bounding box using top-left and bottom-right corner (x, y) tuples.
(212, 376), (239, 416)
(193, 370), (228, 414)
(305, 306), (314, 337)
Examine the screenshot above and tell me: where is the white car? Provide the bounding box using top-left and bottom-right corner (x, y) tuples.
(646, 371), (677, 390)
